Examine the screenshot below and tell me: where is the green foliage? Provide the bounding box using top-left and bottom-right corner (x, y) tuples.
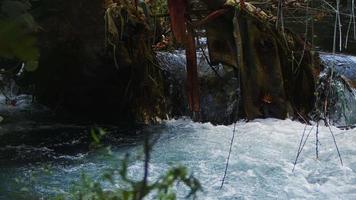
(0, 0), (39, 71)
(9, 127), (201, 199)
(147, 0), (167, 16)
(90, 128), (107, 149)
(57, 155), (201, 200)
(56, 128), (202, 200)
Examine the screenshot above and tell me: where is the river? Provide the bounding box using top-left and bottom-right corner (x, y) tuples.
(0, 53), (356, 199)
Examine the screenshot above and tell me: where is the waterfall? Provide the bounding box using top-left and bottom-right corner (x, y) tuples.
(319, 53), (356, 127)
(156, 50), (356, 126)
(156, 50), (237, 124)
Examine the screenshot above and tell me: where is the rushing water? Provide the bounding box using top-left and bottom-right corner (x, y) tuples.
(1, 118), (356, 199)
(319, 53), (356, 126)
(1, 52), (356, 199)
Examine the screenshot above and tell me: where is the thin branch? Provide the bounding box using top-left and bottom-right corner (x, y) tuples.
(344, 14), (353, 49)
(333, 10), (338, 53)
(220, 121), (237, 189)
(138, 132), (151, 200)
(220, 66), (241, 189)
(326, 120), (344, 166)
(292, 124), (315, 172)
(297, 0), (310, 68)
(353, 0), (356, 39)
(199, 47), (223, 79)
(316, 121), (319, 159)
(337, 0), (342, 52)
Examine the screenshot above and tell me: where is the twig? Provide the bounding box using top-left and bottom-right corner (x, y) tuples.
(295, 125), (308, 160)
(275, 0), (282, 29)
(296, 110), (310, 124)
(316, 121), (319, 159)
(138, 132), (151, 199)
(292, 124), (315, 172)
(220, 122), (237, 189)
(344, 14), (352, 49)
(199, 47), (223, 79)
(220, 66), (241, 189)
(332, 0), (342, 53)
(337, 0), (342, 52)
(296, 0), (310, 69)
(326, 120), (343, 166)
(353, 0), (356, 40)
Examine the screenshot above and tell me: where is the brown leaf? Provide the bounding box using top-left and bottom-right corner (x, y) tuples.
(262, 94), (273, 104)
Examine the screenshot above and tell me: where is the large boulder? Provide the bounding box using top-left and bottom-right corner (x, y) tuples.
(203, 3), (321, 120)
(27, 1), (167, 124)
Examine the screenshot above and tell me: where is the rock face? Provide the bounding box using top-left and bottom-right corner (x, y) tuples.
(28, 1), (167, 124)
(320, 53), (356, 88)
(202, 4), (321, 120)
(316, 53), (356, 126)
(157, 50), (239, 125)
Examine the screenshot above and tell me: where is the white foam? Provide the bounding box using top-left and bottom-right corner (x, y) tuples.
(138, 118), (356, 199)
(2, 119), (356, 199)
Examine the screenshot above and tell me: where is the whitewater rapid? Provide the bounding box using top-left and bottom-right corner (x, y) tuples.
(144, 118), (356, 199)
(2, 118), (356, 199)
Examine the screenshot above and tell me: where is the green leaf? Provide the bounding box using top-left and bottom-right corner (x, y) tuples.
(25, 60), (39, 71)
(91, 129), (101, 144)
(0, 19), (39, 63)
